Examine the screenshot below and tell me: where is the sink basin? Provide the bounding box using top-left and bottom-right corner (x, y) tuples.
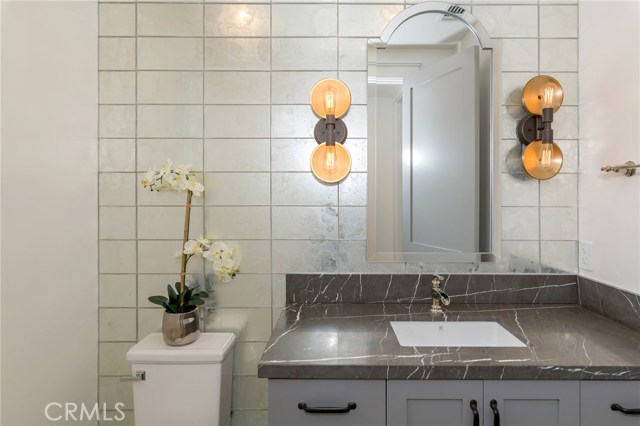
(390, 321), (527, 347)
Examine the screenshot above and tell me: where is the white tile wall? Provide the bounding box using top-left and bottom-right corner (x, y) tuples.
(98, 1), (579, 421)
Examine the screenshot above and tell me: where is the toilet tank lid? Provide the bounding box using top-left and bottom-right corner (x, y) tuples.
(127, 333), (236, 364)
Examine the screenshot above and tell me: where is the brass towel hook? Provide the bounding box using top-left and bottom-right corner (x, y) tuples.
(601, 161), (640, 177)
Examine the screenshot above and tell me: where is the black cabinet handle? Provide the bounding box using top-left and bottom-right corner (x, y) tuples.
(490, 399), (500, 426)
(470, 400), (479, 426)
(611, 403), (640, 415)
(297, 402), (357, 414)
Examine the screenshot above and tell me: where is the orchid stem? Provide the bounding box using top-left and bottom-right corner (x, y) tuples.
(179, 190), (193, 306)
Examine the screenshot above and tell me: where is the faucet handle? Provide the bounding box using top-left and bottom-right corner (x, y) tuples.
(432, 274), (444, 284)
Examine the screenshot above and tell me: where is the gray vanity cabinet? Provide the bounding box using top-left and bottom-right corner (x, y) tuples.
(484, 381), (580, 426)
(386, 380), (580, 426)
(268, 379), (386, 426)
(581, 381), (640, 426)
(387, 380), (483, 426)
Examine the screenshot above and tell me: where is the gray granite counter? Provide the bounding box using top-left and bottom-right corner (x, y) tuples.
(258, 303), (640, 380)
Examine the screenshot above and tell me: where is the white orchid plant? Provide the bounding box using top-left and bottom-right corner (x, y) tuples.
(141, 160), (240, 313)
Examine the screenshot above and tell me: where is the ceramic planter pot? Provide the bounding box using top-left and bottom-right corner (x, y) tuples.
(162, 306), (200, 346)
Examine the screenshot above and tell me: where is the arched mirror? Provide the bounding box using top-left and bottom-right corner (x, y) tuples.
(367, 2), (501, 263)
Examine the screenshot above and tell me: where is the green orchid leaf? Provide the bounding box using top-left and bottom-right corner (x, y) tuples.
(167, 284), (178, 304)
(198, 291), (209, 298)
(190, 297), (205, 305)
(167, 303), (179, 313)
(148, 296), (169, 306)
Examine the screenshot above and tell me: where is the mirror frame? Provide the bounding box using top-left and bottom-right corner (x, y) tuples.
(366, 1), (502, 263)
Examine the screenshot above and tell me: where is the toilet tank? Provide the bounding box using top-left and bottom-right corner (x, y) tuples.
(127, 333), (236, 426)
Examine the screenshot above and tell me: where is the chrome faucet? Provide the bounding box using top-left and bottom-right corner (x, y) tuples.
(430, 274), (450, 313)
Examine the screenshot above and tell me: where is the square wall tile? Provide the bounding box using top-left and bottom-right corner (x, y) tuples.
(472, 5), (537, 38)
(272, 206), (338, 240)
(338, 5), (403, 37)
(272, 274), (286, 308)
(138, 105), (203, 138)
(501, 72), (537, 106)
(205, 308), (273, 341)
(100, 241), (137, 273)
(138, 38), (204, 70)
(338, 207), (367, 240)
(232, 377), (268, 410)
(339, 38), (368, 71)
(205, 4), (270, 37)
(99, 342), (135, 375)
(224, 240), (272, 273)
(211, 274), (271, 307)
(138, 274), (177, 308)
(100, 139), (136, 172)
(501, 39), (538, 72)
(271, 139), (315, 172)
(540, 39), (578, 72)
(205, 207), (271, 239)
(99, 4), (135, 36)
(541, 207), (577, 241)
(339, 173), (367, 206)
(138, 308), (164, 338)
(501, 207), (539, 240)
(501, 173), (538, 206)
(271, 105), (317, 138)
(99, 173), (136, 206)
(204, 173), (270, 206)
(339, 72), (367, 105)
(271, 72), (328, 105)
(138, 241), (205, 274)
(100, 274), (136, 308)
(138, 4), (204, 37)
(99, 72), (136, 104)
(138, 71), (203, 104)
(137, 139), (204, 172)
(540, 173), (577, 206)
(272, 4), (337, 37)
(100, 206), (136, 239)
(540, 5), (577, 38)
(233, 342), (267, 376)
(205, 106), (270, 138)
(272, 38), (336, 71)
(204, 139), (270, 172)
(272, 173), (337, 206)
(500, 241), (541, 273)
(541, 241), (577, 273)
(138, 206), (204, 240)
(205, 38), (270, 71)
(553, 107), (578, 139)
(99, 38), (135, 70)
(204, 72), (270, 104)
(99, 308), (137, 341)
(272, 240), (338, 273)
(99, 377), (133, 410)
(100, 105), (135, 138)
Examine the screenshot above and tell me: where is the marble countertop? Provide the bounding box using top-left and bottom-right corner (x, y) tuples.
(258, 303), (640, 380)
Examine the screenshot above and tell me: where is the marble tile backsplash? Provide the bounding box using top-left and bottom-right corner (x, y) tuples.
(97, 1), (579, 424)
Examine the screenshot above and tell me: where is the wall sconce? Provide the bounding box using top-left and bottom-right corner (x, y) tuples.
(517, 75), (564, 180)
(309, 78), (352, 183)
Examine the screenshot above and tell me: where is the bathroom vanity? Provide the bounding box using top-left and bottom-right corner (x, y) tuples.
(258, 276), (640, 426)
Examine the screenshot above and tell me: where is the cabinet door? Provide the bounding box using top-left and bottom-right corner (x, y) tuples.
(387, 380), (483, 426)
(483, 381), (579, 426)
(581, 381), (640, 426)
(268, 379), (386, 426)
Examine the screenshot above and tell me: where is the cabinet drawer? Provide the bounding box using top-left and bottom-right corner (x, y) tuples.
(268, 379), (385, 426)
(581, 381), (640, 426)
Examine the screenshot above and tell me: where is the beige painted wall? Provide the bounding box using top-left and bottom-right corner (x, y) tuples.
(1, 1), (98, 424)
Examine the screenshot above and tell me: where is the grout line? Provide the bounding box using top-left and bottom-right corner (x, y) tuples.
(134, 0), (140, 347)
(96, 0), (102, 408)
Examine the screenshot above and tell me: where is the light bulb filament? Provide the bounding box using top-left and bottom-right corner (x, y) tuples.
(541, 82), (556, 109)
(539, 142), (553, 168)
(323, 144), (337, 175)
(323, 86), (336, 116)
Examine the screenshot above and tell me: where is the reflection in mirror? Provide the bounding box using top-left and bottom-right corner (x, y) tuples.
(367, 3), (501, 263)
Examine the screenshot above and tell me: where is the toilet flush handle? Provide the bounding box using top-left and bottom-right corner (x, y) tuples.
(120, 371), (146, 382)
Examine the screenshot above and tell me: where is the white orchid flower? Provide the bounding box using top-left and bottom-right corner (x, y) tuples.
(183, 240), (204, 255)
(196, 235), (211, 249)
(208, 241), (229, 258)
(175, 164), (192, 175)
(160, 159), (172, 175)
(141, 169), (157, 189)
(182, 179), (204, 196)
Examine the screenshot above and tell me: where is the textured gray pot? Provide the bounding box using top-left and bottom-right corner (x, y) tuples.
(162, 306), (200, 346)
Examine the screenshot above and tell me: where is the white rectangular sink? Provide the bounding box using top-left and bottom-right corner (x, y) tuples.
(390, 321), (527, 347)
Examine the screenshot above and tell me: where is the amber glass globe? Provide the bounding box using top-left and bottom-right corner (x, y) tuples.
(522, 140), (563, 180)
(310, 143), (352, 183)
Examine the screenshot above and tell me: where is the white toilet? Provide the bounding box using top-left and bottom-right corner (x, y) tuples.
(127, 332), (236, 426)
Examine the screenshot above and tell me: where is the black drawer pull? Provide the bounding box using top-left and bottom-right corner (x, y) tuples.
(611, 403), (640, 415)
(490, 399), (500, 426)
(470, 400), (479, 426)
(298, 402), (357, 414)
